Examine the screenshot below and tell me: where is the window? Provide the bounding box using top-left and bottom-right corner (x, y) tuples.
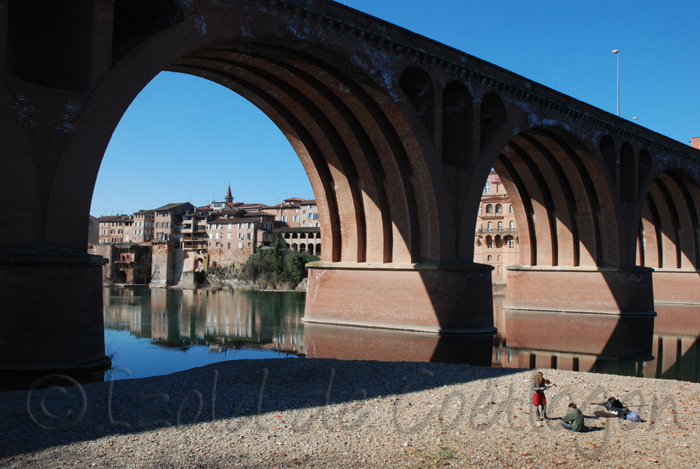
(215, 233), (219, 240)
(227, 243), (230, 249)
(510, 221), (515, 230)
(509, 205), (513, 213)
(496, 204), (502, 213)
(247, 233), (253, 240)
(293, 216), (299, 222)
(238, 242), (243, 249)
(227, 233), (231, 239)
(487, 238), (493, 249)
(485, 181), (490, 193)
(487, 255), (492, 261)
(509, 238), (515, 249)
(228, 223), (232, 230)
(487, 221), (493, 231)
(498, 221), (503, 231)
(486, 204), (493, 213)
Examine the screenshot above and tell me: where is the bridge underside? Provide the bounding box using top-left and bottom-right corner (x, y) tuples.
(1, 0), (699, 380)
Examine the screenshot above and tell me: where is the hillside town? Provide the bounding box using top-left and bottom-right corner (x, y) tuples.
(90, 171), (521, 287)
(89, 186), (322, 287)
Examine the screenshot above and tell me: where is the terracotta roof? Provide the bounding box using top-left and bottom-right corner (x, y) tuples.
(153, 202), (192, 212)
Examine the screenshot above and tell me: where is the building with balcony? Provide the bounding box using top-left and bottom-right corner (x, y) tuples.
(474, 171), (520, 283)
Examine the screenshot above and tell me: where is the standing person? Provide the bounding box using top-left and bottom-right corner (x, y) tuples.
(532, 371), (549, 420)
(561, 403), (585, 432)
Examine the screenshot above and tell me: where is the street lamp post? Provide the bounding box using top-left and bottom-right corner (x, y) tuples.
(612, 49), (619, 117)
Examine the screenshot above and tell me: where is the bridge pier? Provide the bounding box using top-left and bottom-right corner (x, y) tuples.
(652, 269), (700, 305)
(0, 247), (110, 388)
(303, 262), (495, 334)
(504, 265), (655, 315)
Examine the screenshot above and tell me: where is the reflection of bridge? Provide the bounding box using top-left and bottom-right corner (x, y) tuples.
(2, 0), (700, 377)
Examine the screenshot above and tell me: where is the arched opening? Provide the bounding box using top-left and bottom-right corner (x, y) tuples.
(480, 126), (619, 269)
(400, 66), (434, 137)
(442, 81), (472, 167)
(480, 93), (506, 144)
(620, 142), (635, 204)
(637, 169), (700, 270)
(599, 135), (616, 179)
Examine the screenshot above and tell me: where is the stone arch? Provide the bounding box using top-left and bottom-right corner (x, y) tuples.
(636, 169), (700, 270)
(442, 81), (472, 167)
(400, 66), (434, 138)
(470, 126), (619, 268)
(44, 8), (447, 269)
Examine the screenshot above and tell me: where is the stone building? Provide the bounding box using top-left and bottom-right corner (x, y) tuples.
(474, 171), (520, 283)
(274, 227), (322, 256)
(692, 136), (700, 150)
(266, 197), (318, 228)
(205, 208), (275, 267)
(152, 202), (195, 245)
(97, 214), (133, 244)
(132, 210), (154, 243)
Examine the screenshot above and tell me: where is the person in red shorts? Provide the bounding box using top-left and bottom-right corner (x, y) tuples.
(532, 371), (551, 420)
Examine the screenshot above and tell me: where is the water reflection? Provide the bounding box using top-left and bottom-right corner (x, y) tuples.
(494, 295), (700, 382)
(103, 287), (305, 379)
(304, 324), (493, 366)
(103, 287), (700, 383)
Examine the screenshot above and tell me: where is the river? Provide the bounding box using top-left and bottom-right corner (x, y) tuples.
(104, 287), (700, 383)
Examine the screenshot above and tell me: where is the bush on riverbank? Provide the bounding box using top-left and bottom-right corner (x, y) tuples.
(207, 239), (319, 290)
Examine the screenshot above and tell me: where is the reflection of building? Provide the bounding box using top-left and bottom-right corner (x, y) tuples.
(474, 171), (520, 283)
(274, 227), (322, 255)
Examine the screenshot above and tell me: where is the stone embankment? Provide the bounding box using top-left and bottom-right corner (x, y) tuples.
(2, 359), (699, 468)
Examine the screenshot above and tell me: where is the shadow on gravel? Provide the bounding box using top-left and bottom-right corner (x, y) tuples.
(0, 358), (525, 458)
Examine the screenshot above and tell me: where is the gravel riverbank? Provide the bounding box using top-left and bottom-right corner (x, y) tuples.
(1, 359), (699, 468)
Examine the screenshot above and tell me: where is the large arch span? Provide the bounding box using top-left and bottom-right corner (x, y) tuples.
(1, 0), (699, 377)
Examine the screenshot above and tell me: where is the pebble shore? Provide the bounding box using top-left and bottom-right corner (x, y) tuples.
(2, 359), (699, 468)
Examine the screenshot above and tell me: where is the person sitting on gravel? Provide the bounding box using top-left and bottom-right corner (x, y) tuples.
(532, 371), (550, 420)
(561, 403), (585, 432)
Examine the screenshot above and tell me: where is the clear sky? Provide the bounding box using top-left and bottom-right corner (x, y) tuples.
(90, 0), (700, 217)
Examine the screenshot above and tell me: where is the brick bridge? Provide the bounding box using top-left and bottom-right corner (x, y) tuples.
(1, 0), (699, 376)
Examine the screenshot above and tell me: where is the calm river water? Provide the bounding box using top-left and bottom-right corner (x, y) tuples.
(104, 287), (700, 382)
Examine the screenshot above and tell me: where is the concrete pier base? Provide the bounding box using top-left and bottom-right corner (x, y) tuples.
(303, 262), (495, 333)
(0, 247), (110, 389)
(652, 269), (700, 305)
(504, 266), (655, 314)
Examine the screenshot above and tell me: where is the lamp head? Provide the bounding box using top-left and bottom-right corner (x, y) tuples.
(612, 49), (620, 54)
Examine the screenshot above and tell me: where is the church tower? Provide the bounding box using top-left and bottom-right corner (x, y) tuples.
(224, 184), (233, 204)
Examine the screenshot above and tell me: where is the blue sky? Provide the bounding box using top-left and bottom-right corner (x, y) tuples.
(90, 0), (700, 217)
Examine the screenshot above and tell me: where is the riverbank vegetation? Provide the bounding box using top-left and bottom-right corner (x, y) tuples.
(207, 239), (319, 290)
